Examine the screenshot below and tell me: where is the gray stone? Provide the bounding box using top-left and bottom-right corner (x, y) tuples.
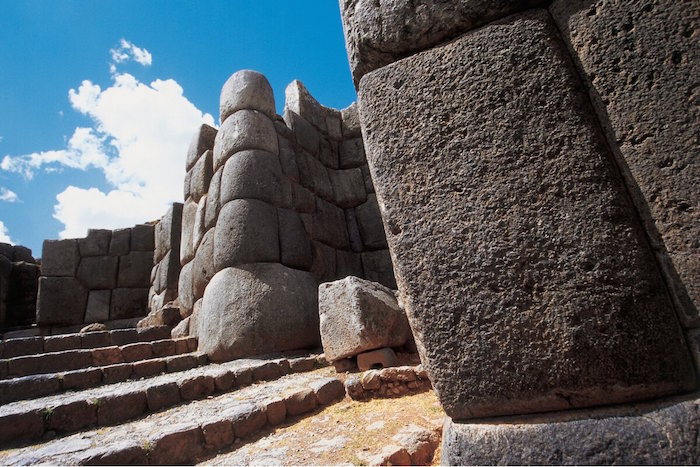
(131, 224), (154, 252)
(341, 102), (361, 138)
(357, 10), (694, 419)
(278, 208), (312, 270)
(361, 164), (375, 193)
(192, 227), (215, 299)
(345, 208), (363, 253)
(319, 276), (410, 361)
(117, 250), (153, 288)
(77, 256), (118, 289)
(180, 198), (197, 265)
(109, 228), (131, 256)
(193, 195), (207, 251)
(336, 249), (363, 279)
(292, 183), (315, 214)
(278, 136), (300, 181)
(171, 316), (190, 338)
(326, 109), (343, 140)
(220, 69), (276, 122)
(319, 136), (339, 169)
(110, 288), (149, 320)
(198, 263), (320, 361)
(183, 168), (192, 201)
(285, 80), (327, 131)
(443, 397), (700, 465)
(205, 168), (222, 230)
(357, 347), (398, 370)
(220, 149), (287, 207)
(296, 149), (333, 201)
(338, 138), (366, 169)
(41, 239), (80, 276)
(213, 199), (280, 270)
(355, 194), (387, 250)
(339, 0), (547, 85)
(12, 245), (34, 263)
(329, 167), (366, 208)
(213, 109), (279, 172)
(85, 290), (111, 323)
(310, 240), (337, 283)
(550, 0), (700, 326)
(0, 242), (12, 261)
(186, 123), (217, 172)
(283, 110), (319, 155)
(78, 229), (112, 256)
(156, 250), (180, 295)
(189, 149), (213, 203)
(312, 197), (350, 250)
(361, 249), (396, 289)
(36, 277), (88, 325)
(178, 260), (195, 317)
(188, 299), (201, 335)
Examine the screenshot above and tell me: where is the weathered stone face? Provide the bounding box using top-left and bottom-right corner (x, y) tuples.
(357, 10), (694, 419)
(550, 0), (700, 326)
(36, 277), (88, 325)
(41, 239), (80, 277)
(220, 69), (276, 122)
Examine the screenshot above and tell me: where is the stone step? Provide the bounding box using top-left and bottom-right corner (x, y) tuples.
(0, 342), (204, 404)
(0, 325), (172, 359)
(0, 335), (197, 381)
(0, 352), (323, 449)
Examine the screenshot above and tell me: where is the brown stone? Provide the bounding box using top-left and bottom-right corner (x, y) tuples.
(166, 354), (198, 373)
(179, 374), (215, 400)
(151, 339), (176, 357)
(80, 441), (148, 465)
(109, 288), (149, 320)
(265, 398), (287, 426)
(146, 382), (181, 411)
(285, 388), (318, 416)
(78, 229), (111, 256)
(310, 378), (345, 405)
(0, 411), (44, 445)
(132, 359), (166, 378)
(357, 347), (397, 371)
(61, 368), (103, 390)
(101, 363), (133, 383)
(36, 276), (88, 326)
(214, 370), (235, 392)
(228, 404), (267, 439)
(41, 239), (80, 276)
(80, 331), (111, 349)
(91, 346), (124, 366)
(47, 399), (97, 432)
(96, 391), (147, 425)
(2, 336), (43, 358)
(202, 419), (234, 451)
(120, 342), (153, 362)
(149, 424), (203, 465)
(252, 361), (282, 382)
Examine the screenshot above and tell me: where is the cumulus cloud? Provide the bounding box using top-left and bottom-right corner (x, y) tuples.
(0, 44), (214, 239)
(0, 220), (12, 244)
(0, 187), (19, 203)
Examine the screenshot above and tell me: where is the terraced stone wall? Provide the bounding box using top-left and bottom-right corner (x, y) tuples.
(37, 225), (155, 326)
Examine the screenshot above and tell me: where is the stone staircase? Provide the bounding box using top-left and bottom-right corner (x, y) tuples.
(0, 326), (344, 465)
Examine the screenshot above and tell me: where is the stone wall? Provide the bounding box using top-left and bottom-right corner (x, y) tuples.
(37, 226), (155, 326)
(0, 243), (39, 329)
(340, 0), (698, 463)
(148, 203), (183, 315)
(177, 70), (395, 361)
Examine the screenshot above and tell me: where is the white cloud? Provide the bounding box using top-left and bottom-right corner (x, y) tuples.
(0, 220), (13, 244)
(110, 39), (152, 68)
(0, 187), (19, 203)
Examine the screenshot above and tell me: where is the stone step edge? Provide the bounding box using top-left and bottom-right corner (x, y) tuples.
(0, 326), (173, 359)
(0, 336), (198, 380)
(0, 347), (204, 405)
(0, 317), (143, 341)
(0, 353), (325, 448)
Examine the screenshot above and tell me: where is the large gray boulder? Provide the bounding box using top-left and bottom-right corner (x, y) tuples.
(198, 263), (320, 362)
(318, 276), (411, 362)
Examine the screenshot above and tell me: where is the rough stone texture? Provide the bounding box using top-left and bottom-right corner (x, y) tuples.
(36, 277), (88, 325)
(312, 197), (350, 250)
(357, 10), (694, 419)
(193, 196), (207, 252)
(443, 397), (700, 465)
(213, 199), (280, 270)
(550, 0), (700, 326)
(357, 347), (397, 370)
(76, 256), (118, 290)
(329, 167), (366, 208)
(220, 70), (276, 122)
(360, 250), (396, 289)
(355, 194), (388, 250)
(78, 229), (112, 257)
(285, 388), (318, 416)
(85, 290), (111, 323)
(155, 203), (183, 263)
(186, 123), (217, 172)
(117, 251), (153, 288)
(285, 80), (327, 131)
(41, 239), (80, 276)
(110, 288), (148, 320)
(278, 208), (313, 270)
(338, 137), (366, 169)
(339, 0), (547, 85)
(190, 150), (214, 203)
(180, 198), (198, 265)
(199, 264), (320, 361)
(131, 224), (154, 251)
(205, 168), (223, 229)
(109, 228), (131, 257)
(319, 276), (410, 361)
(213, 109), (279, 171)
(220, 149), (288, 207)
(192, 228), (215, 299)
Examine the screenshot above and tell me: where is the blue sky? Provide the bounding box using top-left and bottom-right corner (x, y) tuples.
(0, 1), (357, 257)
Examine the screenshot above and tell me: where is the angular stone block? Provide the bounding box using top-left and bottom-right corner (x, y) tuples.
(361, 249), (396, 289)
(131, 223), (154, 252)
(292, 183), (315, 214)
(110, 288), (149, 320)
(41, 239), (80, 277)
(155, 203), (183, 264)
(326, 109), (343, 140)
(355, 194), (388, 250)
(85, 290), (111, 323)
(361, 164), (375, 194)
(329, 167), (366, 208)
(339, 0), (547, 85)
(192, 227), (215, 299)
(205, 168), (222, 230)
(77, 256), (118, 290)
(186, 123), (217, 172)
(278, 135), (300, 181)
(213, 109), (279, 171)
(339, 137), (366, 169)
(285, 80), (327, 131)
(296, 149), (333, 201)
(284, 110), (320, 156)
(156, 250), (180, 295)
(78, 229), (112, 256)
(36, 276), (88, 325)
(190, 149), (213, 203)
(199, 264), (320, 361)
(180, 198), (198, 265)
(12, 245), (34, 263)
(220, 69), (276, 122)
(336, 249), (363, 279)
(213, 199), (280, 270)
(109, 228), (131, 256)
(319, 136), (339, 169)
(341, 102), (362, 138)
(278, 208), (312, 270)
(310, 240), (337, 283)
(220, 149), (287, 207)
(117, 250), (153, 288)
(550, 0), (700, 326)
(345, 208), (363, 253)
(178, 260), (195, 317)
(312, 197), (350, 250)
(319, 276), (410, 361)
(193, 195), (207, 251)
(357, 10), (694, 419)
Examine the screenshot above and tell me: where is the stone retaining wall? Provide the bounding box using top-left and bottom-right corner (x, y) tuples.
(37, 226), (155, 326)
(0, 243), (39, 329)
(148, 203), (183, 315)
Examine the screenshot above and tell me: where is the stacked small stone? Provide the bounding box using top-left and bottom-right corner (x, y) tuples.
(344, 365), (431, 401)
(0, 243), (39, 328)
(38, 226), (155, 326)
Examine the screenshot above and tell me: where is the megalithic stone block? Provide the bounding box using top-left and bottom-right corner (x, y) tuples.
(357, 10), (694, 419)
(36, 276), (88, 325)
(220, 70), (276, 122)
(213, 109), (279, 172)
(41, 239), (80, 277)
(186, 123), (217, 172)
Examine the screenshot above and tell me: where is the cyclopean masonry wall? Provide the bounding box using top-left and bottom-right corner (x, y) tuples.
(37, 225), (155, 326)
(178, 70), (395, 362)
(148, 203), (183, 315)
(340, 0), (698, 463)
(0, 243), (39, 329)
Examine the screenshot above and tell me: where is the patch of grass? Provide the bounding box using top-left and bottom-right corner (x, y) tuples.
(142, 440), (153, 455)
(42, 407), (54, 423)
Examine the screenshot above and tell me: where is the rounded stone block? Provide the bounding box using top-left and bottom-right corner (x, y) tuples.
(220, 70), (276, 122)
(192, 228), (215, 299)
(213, 199), (279, 271)
(219, 149), (286, 207)
(213, 109), (279, 171)
(186, 124), (217, 172)
(198, 264), (320, 362)
(180, 198), (198, 265)
(178, 260), (195, 317)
